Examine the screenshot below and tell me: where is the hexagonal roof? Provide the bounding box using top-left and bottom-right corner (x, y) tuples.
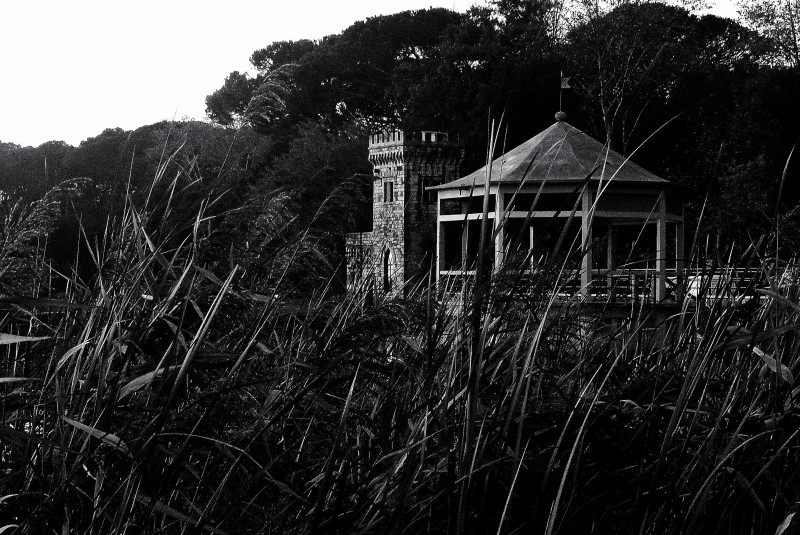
(432, 119), (668, 190)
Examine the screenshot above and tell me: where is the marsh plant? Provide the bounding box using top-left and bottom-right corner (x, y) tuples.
(1, 144), (799, 535)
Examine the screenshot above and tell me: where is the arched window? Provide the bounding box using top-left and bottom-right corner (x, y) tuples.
(383, 248), (393, 293)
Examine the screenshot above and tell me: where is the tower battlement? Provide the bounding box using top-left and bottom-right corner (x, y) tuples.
(368, 129), (462, 168)
(368, 130), (456, 147)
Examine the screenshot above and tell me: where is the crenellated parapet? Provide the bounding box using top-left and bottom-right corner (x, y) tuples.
(368, 130), (463, 170)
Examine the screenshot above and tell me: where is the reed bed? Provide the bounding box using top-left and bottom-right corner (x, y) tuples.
(1, 148), (799, 535)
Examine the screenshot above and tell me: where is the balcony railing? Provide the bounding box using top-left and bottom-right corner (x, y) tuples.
(438, 266), (771, 305)
(438, 267), (677, 303)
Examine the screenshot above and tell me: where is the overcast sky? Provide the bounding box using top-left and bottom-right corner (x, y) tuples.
(1, 0), (736, 148)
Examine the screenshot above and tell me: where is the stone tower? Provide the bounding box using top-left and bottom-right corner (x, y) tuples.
(346, 130), (462, 296)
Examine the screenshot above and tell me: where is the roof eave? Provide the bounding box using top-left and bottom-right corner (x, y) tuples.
(429, 177), (678, 192)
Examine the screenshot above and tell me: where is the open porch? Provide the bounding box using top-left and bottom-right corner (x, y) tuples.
(431, 116), (685, 305)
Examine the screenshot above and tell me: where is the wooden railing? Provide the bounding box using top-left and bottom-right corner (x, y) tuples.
(682, 267), (764, 303)
(437, 264), (790, 306)
(438, 267), (678, 303)
(439, 266), (770, 304)
(566, 268), (680, 303)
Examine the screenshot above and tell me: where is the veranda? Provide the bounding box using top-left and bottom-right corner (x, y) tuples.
(432, 116), (685, 304)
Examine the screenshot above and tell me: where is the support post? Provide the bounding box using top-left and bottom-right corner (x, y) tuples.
(676, 219), (685, 275)
(436, 195), (442, 283)
(676, 219), (685, 298)
(656, 193), (667, 301)
(581, 187), (593, 297)
(461, 201), (468, 272)
(607, 224), (615, 298)
(494, 190), (504, 271)
(529, 222), (535, 270)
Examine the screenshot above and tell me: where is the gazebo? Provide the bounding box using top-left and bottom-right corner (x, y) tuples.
(431, 114), (685, 303)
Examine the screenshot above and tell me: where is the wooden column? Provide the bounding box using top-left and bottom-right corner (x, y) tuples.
(529, 221), (535, 270)
(656, 193), (667, 301)
(436, 194), (442, 282)
(676, 197), (685, 276)
(494, 190), (504, 271)
(581, 187), (593, 296)
(606, 224), (615, 296)
(676, 222), (685, 271)
(461, 201), (469, 272)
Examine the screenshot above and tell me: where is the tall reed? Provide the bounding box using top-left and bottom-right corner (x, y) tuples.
(1, 141), (799, 535)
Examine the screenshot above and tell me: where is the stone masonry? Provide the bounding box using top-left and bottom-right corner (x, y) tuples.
(346, 130), (462, 297)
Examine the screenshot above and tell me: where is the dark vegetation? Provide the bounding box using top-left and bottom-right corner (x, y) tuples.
(2, 0), (800, 533)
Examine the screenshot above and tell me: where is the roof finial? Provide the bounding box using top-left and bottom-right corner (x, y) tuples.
(558, 72), (571, 122)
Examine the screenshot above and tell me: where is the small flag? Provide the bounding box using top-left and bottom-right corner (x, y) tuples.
(561, 72), (571, 89)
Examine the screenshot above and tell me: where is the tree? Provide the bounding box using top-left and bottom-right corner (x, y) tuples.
(249, 39), (316, 71)
(0, 141), (75, 201)
(561, 2), (800, 255)
(205, 71), (260, 127)
(260, 120), (371, 219)
(739, 0), (800, 67)
(205, 9), (467, 133)
(396, 1), (563, 171)
(565, 4), (763, 155)
(710, 157), (772, 243)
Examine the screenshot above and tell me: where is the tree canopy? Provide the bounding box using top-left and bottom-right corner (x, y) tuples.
(739, 0), (800, 67)
(202, 2), (799, 251)
(2, 1), (800, 274)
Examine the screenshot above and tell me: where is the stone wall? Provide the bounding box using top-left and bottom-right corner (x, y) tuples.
(402, 136), (462, 282)
(369, 132), (408, 293)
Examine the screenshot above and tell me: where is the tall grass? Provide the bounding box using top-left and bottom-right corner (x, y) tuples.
(1, 144), (800, 535)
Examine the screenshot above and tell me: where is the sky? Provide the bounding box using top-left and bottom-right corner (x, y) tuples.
(0, 0), (737, 148)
